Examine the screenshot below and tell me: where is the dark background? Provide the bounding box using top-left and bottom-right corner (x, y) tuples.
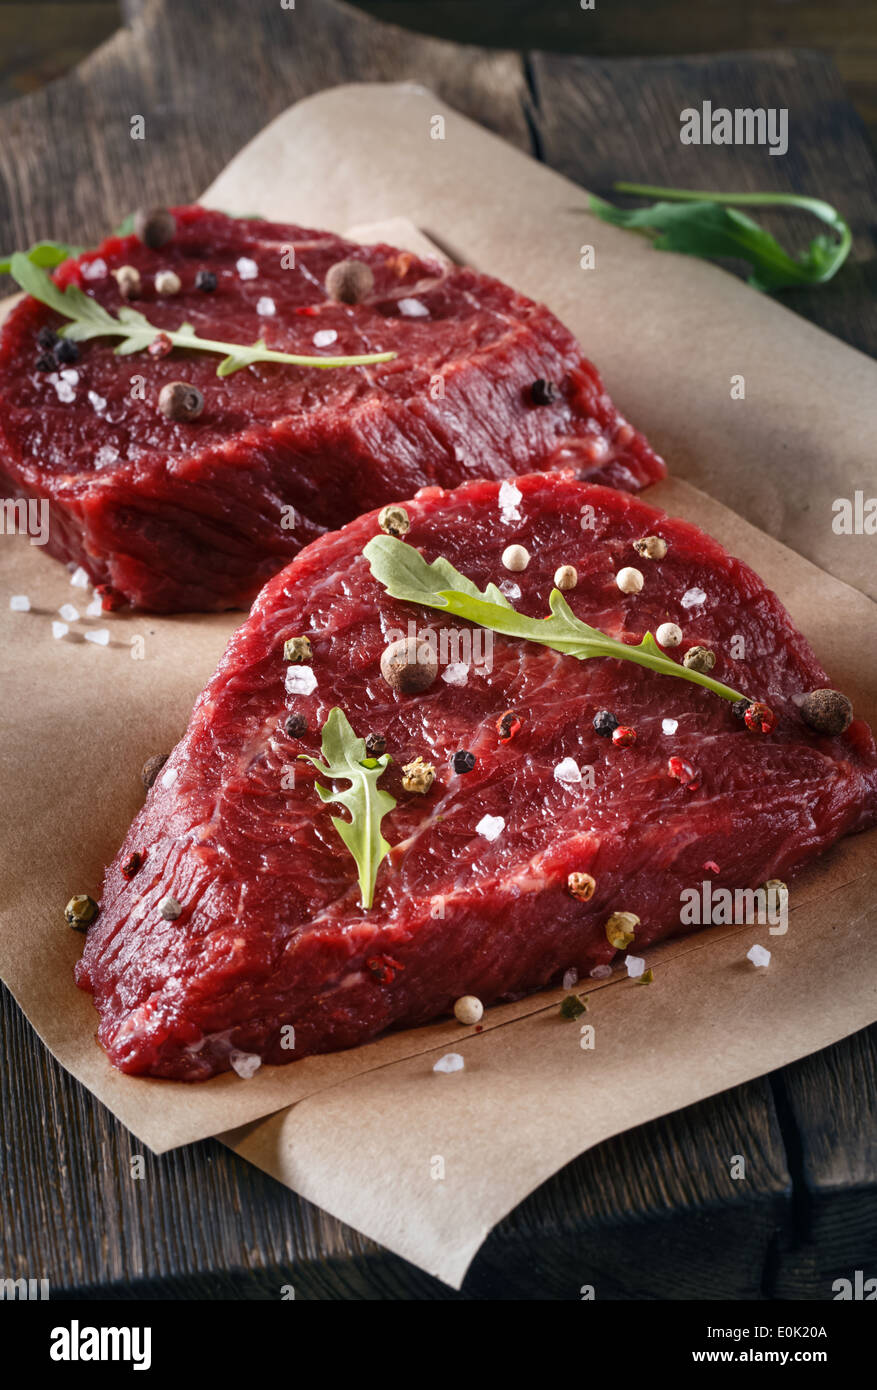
(2, 0), (875, 150)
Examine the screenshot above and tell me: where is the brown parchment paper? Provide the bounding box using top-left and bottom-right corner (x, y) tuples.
(0, 84), (875, 1287)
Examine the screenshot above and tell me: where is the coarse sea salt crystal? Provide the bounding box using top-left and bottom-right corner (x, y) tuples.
(95, 445), (118, 469)
(70, 566), (90, 588)
(498, 479), (522, 522)
(81, 258), (107, 280)
(399, 297), (429, 317)
(747, 944), (771, 968)
(433, 1052), (464, 1074)
(476, 813), (505, 842)
(236, 256), (259, 280)
(256, 296), (276, 316)
(229, 1051), (262, 1079)
(58, 603), (79, 623)
(554, 757), (582, 785)
(498, 579), (521, 600)
(681, 586), (707, 609)
(60, 369), (79, 385)
(313, 329), (338, 348)
(286, 665), (318, 696)
(9, 595), (30, 612)
(161, 767), (178, 789)
(590, 963), (612, 980)
(662, 718), (679, 736)
(442, 662), (469, 686)
(51, 621), (68, 640)
(625, 954), (646, 978)
(88, 390), (107, 412)
(84, 628), (110, 645)
(86, 595), (103, 618)
(53, 379), (76, 403)
(562, 967), (578, 990)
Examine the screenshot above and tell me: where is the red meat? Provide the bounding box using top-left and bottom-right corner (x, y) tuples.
(75, 472), (877, 1080)
(0, 207), (664, 612)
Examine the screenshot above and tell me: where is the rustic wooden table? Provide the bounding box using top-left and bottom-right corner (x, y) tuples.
(1, 0), (875, 1300)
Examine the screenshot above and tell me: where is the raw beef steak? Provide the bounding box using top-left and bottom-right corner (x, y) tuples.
(0, 206), (664, 612)
(75, 472), (877, 1080)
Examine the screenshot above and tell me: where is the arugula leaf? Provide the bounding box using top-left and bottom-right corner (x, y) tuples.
(8, 254), (396, 376)
(0, 239), (83, 277)
(589, 183), (851, 291)
(298, 707), (397, 910)
(364, 534), (747, 704)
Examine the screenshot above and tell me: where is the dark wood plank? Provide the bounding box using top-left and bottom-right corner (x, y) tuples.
(528, 48), (877, 358)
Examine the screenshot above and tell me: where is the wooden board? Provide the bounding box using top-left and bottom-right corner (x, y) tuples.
(1, 0), (875, 1299)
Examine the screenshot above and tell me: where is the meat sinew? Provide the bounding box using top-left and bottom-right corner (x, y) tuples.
(0, 207), (664, 612)
(75, 472), (877, 1080)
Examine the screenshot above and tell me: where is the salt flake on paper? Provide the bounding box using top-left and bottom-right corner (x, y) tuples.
(70, 567), (90, 588)
(747, 944), (771, 968)
(625, 955), (646, 978)
(433, 1052), (464, 1074)
(9, 595), (30, 612)
(84, 628), (110, 646)
(51, 621), (68, 640)
(58, 604), (79, 623)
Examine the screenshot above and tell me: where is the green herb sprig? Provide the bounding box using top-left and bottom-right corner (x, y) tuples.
(589, 183), (851, 291)
(298, 707), (397, 910)
(8, 253), (396, 377)
(0, 240), (83, 277)
(364, 534), (747, 704)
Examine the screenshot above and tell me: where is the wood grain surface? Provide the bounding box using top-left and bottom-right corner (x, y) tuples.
(0, 0), (874, 1299)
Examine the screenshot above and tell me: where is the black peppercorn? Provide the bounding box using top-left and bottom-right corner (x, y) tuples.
(365, 733), (387, 758)
(158, 381), (204, 422)
(731, 699), (750, 722)
(285, 712), (307, 738)
(133, 206), (176, 250)
(530, 378), (557, 406)
(195, 269), (217, 292)
(55, 338), (80, 364)
(452, 750), (476, 774)
(35, 354), (55, 372)
(593, 709), (619, 738)
(37, 326), (58, 350)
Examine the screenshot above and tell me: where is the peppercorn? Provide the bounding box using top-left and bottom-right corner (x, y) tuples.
(612, 725), (637, 747)
(501, 544), (530, 572)
(656, 622), (683, 648)
(325, 259), (375, 304)
(454, 995), (483, 1025)
(452, 749), (476, 774)
(731, 699), (750, 722)
(605, 910), (639, 950)
(154, 269), (182, 296)
(365, 733), (387, 759)
(401, 755), (435, 794)
(159, 895), (182, 920)
(567, 871), (597, 902)
(35, 354), (55, 372)
(378, 504), (410, 538)
(367, 953), (404, 984)
(37, 326), (58, 351)
(283, 636), (313, 664)
(141, 752), (169, 789)
(133, 206), (176, 249)
(530, 378), (557, 405)
(285, 712), (307, 738)
(380, 637), (438, 694)
(682, 645), (716, 674)
(65, 894), (98, 931)
(54, 338), (79, 365)
(799, 688), (853, 737)
(158, 381), (204, 422)
(633, 535), (668, 560)
(195, 269), (217, 292)
(148, 332), (173, 359)
(667, 756), (700, 791)
(615, 566), (644, 594)
(121, 851), (143, 880)
(111, 265), (142, 300)
(496, 710), (523, 742)
(744, 702), (777, 735)
(592, 709), (619, 738)
(554, 564), (578, 590)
